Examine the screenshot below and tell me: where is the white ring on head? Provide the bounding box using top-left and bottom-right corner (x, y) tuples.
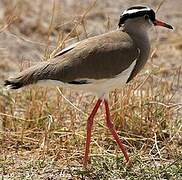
(122, 7), (151, 15)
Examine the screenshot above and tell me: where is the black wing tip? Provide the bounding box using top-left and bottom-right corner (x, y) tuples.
(68, 80), (90, 85)
(4, 80), (23, 89)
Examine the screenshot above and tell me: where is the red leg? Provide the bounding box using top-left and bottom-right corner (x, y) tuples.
(83, 98), (103, 167)
(104, 99), (129, 162)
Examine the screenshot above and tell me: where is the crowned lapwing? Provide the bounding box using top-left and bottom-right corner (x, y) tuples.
(4, 6), (173, 167)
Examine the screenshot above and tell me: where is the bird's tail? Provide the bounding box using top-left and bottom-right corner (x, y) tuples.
(4, 62), (49, 89)
(4, 78), (24, 89)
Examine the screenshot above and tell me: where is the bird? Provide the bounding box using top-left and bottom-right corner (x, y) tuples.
(4, 5), (173, 167)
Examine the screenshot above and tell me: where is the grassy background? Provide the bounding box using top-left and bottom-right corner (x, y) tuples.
(0, 0), (181, 179)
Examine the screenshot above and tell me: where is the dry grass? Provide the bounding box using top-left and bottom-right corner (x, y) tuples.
(0, 0), (181, 179)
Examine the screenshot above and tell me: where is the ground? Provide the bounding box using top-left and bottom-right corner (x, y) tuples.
(0, 0), (181, 179)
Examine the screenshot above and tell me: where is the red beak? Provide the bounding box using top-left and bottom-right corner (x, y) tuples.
(153, 19), (173, 29)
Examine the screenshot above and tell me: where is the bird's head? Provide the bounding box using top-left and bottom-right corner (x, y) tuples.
(119, 6), (173, 30)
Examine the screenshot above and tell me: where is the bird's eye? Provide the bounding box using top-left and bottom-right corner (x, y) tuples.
(144, 15), (150, 20)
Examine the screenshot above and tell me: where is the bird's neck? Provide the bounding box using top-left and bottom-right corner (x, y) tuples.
(122, 21), (151, 46)
(121, 22), (151, 82)
(124, 25), (149, 41)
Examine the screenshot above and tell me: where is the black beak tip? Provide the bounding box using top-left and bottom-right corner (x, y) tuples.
(167, 24), (174, 30)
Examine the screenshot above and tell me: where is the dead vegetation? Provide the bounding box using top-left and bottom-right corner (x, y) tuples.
(0, 0), (181, 179)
